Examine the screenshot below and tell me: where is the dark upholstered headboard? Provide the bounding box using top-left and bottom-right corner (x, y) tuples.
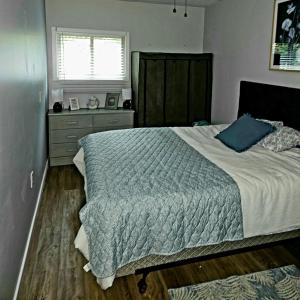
(238, 81), (300, 131)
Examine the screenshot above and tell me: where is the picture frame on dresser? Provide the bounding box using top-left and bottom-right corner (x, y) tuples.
(105, 93), (119, 110)
(69, 97), (80, 110)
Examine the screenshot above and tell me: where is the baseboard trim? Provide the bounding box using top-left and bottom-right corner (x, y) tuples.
(13, 159), (49, 300)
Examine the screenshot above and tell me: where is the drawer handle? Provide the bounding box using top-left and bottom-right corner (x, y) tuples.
(108, 120), (120, 125)
(67, 121), (78, 125)
(66, 149), (74, 152)
(66, 135), (77, 139)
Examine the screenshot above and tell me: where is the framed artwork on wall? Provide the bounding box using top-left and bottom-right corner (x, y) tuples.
(270, 0), (300, 71)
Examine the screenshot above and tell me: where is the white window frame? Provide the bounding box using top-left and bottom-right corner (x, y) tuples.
(51, 27), (130, 86)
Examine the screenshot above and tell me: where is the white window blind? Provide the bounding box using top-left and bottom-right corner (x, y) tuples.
(53, 28), (129, 81)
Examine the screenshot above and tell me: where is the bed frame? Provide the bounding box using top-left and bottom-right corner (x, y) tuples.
(124, 230), (300, 293)
(126, 81), (300, 293)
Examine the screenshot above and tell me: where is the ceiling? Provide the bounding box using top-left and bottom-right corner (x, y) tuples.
(120, 0), (220, 8)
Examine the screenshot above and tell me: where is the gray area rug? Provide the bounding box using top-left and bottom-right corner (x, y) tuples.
(168, 265), (300, 300)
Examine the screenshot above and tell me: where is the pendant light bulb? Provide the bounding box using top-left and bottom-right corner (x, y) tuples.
(173, 0), (177, 13)
(184, 0), (188, 17)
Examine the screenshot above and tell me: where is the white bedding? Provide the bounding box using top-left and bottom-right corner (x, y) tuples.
(74, 125), (300, 289)
(173, 125), (300, 237)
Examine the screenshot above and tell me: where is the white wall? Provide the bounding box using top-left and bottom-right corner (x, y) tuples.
(45, 0), (205, 108)
(204, 0), (300, 123)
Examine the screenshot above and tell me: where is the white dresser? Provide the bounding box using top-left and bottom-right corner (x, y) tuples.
(48, 109), (134, 166)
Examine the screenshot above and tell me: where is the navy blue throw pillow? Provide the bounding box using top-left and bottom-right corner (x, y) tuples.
(215, 114), (275, 152)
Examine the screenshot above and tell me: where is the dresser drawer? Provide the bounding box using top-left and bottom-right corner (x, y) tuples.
(50, 115), (93, 130)
(94, 125), (133, 133)
(50, 156), (74, 167)
(50, 143), (79, 157)
(50, 128), (93, 144)
(93, 113), (133, 128)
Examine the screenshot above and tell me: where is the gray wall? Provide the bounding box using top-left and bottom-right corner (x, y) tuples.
(204, 0), (300, 123)
(45, 0), (205, 94)
(0, 0), (48, 298)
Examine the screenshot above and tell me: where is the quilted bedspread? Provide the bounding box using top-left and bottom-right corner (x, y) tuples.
(79, 128), (244, 279)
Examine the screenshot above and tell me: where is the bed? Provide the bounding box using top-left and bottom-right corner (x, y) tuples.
(73, 81), (300, 292)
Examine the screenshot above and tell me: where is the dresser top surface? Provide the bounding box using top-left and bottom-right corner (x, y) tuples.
(49, 108), (134, 117)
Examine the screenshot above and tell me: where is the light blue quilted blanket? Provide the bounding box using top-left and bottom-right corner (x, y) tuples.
(79, 128), (243, 279)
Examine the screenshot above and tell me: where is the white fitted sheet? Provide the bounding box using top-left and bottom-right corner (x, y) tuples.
(73, 125), (300, 289)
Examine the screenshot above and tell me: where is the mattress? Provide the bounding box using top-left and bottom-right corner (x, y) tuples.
(74, 125), (300, 289)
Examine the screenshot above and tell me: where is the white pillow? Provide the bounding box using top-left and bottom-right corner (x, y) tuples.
(259, 126), (300, 152)
(258, 119), (283, 128)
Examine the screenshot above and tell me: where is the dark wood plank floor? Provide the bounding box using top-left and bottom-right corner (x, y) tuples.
(18, 166), (300, 300)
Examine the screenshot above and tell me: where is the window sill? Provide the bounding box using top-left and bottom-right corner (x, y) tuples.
(51, 80), (131, 93)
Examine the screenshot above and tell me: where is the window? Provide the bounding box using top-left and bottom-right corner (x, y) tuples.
(52, 27), (129, 82)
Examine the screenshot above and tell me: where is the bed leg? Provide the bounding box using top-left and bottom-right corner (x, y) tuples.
(137, 271), (149, 294)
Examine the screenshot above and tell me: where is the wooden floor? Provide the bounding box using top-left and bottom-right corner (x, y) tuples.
(18, 166), (300, 300)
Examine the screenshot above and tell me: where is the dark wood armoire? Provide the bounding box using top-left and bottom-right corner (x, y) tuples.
(131, 52), (213, 127)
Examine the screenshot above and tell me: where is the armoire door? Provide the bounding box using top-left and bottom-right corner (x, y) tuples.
(144, 59), (165, 127)
(165, 60), (189, 126)
(189, 59), (212, 123)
